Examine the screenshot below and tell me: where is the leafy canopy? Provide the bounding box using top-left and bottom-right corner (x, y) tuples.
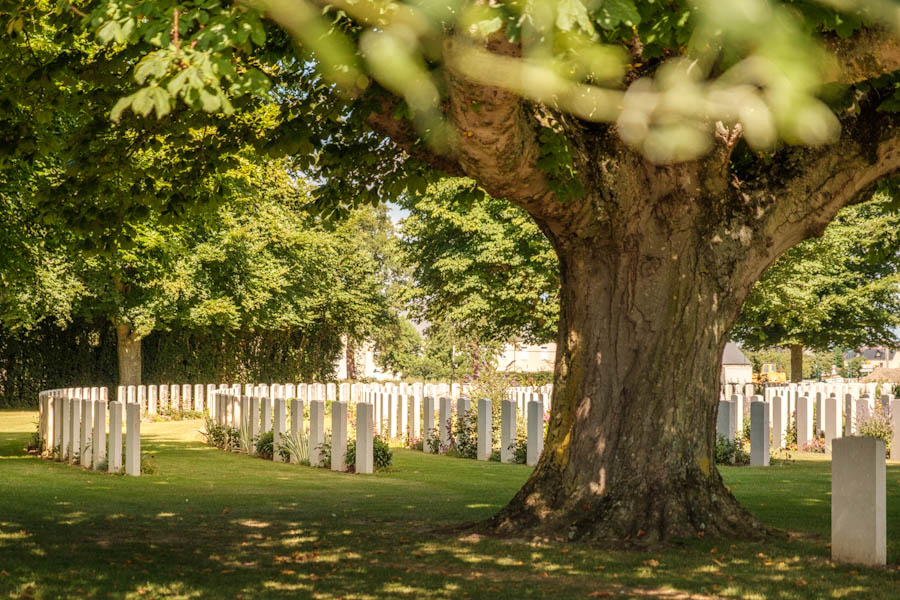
(733, 192), (900, 352)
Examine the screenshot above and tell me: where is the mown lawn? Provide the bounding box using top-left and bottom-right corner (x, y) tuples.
(1, 409), (898, 599)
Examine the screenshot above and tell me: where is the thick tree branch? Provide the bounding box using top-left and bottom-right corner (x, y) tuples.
(825, 27), (900, 84)
(442, 35), (581, 233)
(364, 92), (466, 177)
(735, 104), (900, 291)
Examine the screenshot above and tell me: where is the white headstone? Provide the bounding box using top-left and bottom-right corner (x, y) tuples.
(249, 396), (260, 451)
(825, 394), (841, 452)
(331, 401), (348, 471)
(356, 403), (374, 474)
(527, 400), (543, 466)
(80, 399), (94, 468)
(891, 399), (900, 461)
(59, 397), (70, 461)
(108, 401), (123, 473)
(717, 400), (733, 441)
(260, 396), (272, 433)
(125, 402), (141, 476)
(273, 398), (286, 462)
(309, 399), (325, 467)
(831, 437), (886, 566)
(844, 393), (857, 436)
(423, 396), (435, 453)
(501, 399), (516, 463)
(750, 400), (769, 466)
(408, 394), (420, 442)
(69, 397), (81, 464)
(772, 395), (786, 449)
(477, 398), (492, 461)
(439, 396), (451, 450)
(796, 394), (813, 451)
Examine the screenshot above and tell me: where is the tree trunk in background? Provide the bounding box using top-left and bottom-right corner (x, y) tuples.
(345, 337), (357, 380)
(116, 323), (142, 386)
(790, 344), (804, 383)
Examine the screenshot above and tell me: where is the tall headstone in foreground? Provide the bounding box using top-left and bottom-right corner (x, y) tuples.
(331, 401), (348, 472)
(356, 403), (374, 474)
(527, 400), (544, 467)
(309, 399), (325, 467)
(108, 401), (123, 473)
(477, 398), (492, 461)
(750, 401), (770, 467)
(125, 402), (141, 476)
(831, 437), (886, 566)
(501, 398), (516, 464)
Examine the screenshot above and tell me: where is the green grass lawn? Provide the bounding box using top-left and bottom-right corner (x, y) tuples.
(1, 410), (899, 599)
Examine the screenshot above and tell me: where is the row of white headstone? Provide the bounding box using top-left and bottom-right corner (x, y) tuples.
(113, 381), (483, 420)
(211, 390), (549, 468)
(717, 391), (893, 567)
(717, 390), (900, 459)
(37, 388), (142, 476)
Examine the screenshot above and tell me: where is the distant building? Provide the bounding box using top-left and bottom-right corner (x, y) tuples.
(844, 347), (900, 375)
(721, 342), (752, 385)
(497, 340), (754, 383)
(497, 342), (555, 372)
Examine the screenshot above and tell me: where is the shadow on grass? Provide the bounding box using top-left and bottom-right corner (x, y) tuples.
(1, 423), (899, 599)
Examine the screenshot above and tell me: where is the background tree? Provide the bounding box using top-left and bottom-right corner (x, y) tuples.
(400, 178), (559, 344)
(33, 0), (900, 543)
(733, 193), (900, 382)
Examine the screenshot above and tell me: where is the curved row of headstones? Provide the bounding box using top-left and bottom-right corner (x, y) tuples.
(209, 388), (550, 471)
(718, 382), (895, 567)
(717, 382), (899, 460)
(37, 387), (141, 476)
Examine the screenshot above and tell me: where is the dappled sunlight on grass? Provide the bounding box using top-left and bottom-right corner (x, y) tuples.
(1, 410), (900, 598)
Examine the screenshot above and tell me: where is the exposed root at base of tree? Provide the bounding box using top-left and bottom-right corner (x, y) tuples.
(482, 464), (768, 548)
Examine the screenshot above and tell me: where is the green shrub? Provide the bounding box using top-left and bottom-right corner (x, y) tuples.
(373, 434), (393, 470)
(742, 414), (751, 443)
(715, 435), (750, 466)
(280, 431), (309, 465)
(141, 454), (158, 475)
(343, 435), (392, 472)
(448, 409), (478, 459)
(857, 412), (893, 456)
(316, 435), (331, 468)
(201, 416), (227, 449)
(784, 412), (797, 450)
(256, 430), (274, 459)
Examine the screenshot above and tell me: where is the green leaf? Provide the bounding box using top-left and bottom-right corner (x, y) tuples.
(110, 94), (135, 122)
(199, 87), (221, 112)
(595, 0), (641, 30)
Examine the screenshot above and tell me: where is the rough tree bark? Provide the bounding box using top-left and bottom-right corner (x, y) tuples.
(116, 322), (142, 386)
(790, 345), (804, 384)
(364, 31), (900, 543)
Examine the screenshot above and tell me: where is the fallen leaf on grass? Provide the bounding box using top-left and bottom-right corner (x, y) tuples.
(587, 592), (612, 598)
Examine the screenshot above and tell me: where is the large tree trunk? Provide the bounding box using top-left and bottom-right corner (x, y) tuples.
(490, 212), (765, 544)
(790, 344), (804, 383)
(116, 323), (142, 386)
